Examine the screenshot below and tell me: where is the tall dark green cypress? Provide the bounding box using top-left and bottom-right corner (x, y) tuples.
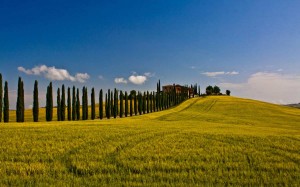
(76, 88), (80, 120)
(129, 92), (133, 116)
(138, 92), (142, 115)
(22, 80), (24, 122)
(46, 82), (53, 121)
(147, 91), (149, 113)
(0, 73), (2, 122)
(111, 91), (114, 117)
(91, 88), (95, 120)
(67, 87), (71, 121)
(85, 87), (88, 120)
(119, 91), (123, 118)
(99, 89), (103, 120)
(61, 85), (66, 121)
(153, 92), (156, 112)
(157, 80), (161, 111)
(149, 92), (152, 113)
(107, 89), (111, 119)
(16, 77), (24, 122)
(72, 86), (76, 120)
(33, 80), (39, 122)
(57, 88), (61, 121)
(125, 91), (128, 117)
(161, 92), (164, 111)
(3, 81), (9, 123)
(105, 93), (108, 119)
(143, 92), (146, 114)
(134, 92), (137, 116)
(82, 87), (86, 120)
(116, 89), (119, 116)
(113, 88), (117, 118)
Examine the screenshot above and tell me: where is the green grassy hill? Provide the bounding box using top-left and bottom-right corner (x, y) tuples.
(0, 96), (300, 186)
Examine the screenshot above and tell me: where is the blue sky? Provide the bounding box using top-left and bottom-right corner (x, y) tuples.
(1, 0), (300, 108)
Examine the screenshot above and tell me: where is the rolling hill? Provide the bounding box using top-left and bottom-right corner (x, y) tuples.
(0, 96), (299, 186)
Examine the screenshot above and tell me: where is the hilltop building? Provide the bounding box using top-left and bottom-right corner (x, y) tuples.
(162, 84), (194, 97)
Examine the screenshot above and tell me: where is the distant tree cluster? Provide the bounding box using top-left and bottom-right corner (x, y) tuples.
(204, 85), (231, 96)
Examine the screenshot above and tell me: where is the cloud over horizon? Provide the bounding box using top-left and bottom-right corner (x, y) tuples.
(114, 72), (154, 85)
(220, 72), (300, 104)
(18, 65), (90, 83)
(202, 71), (239, 77)
(128, 72), (154, 85)
(114, 77), (128, 84)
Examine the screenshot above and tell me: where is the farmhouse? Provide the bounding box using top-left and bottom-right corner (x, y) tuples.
(162, 84), (194, 97)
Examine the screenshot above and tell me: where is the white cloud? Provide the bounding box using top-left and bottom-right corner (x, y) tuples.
(220, 72), (300, 104)
(98, 75), (104, 80)
(202, 71), (225, 77)
(75, 73), (90, 83)
(226, 71), (239, 75)
(123, 71), (154, 85)
(129, 75), (147, 85)
(202, 71), (239, 77)
(18, 65), (90, 83)
(144, 72), (155, 77)
(18, 67), (33, 75)
(114, 77), (128, 84)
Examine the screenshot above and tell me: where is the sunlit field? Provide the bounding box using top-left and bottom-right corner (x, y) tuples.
(1, 96), (300, 186)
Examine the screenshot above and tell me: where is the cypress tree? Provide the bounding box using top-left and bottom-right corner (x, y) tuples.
(125, 91), (128, 117)
(149, 92), (152, 113)
(57, 88), (61, 121)
(0, 73), (2, 122)
(91, 88), (95, 120)
(113, 89), (117, 118)
(76, 88), (80, 120)
(134, 92), (137, 116)
(46, 82), (53, 121)
(143, 92), (147, 114)
(82, 87), (86, 120)
(21, 80), (24, 122)
(147, 91), (150, 113)
(119, 91), (123, 118)
(129, 92), (133, 116)
(33, 80), (39, 122)
(161, 92), (164, 111)
(16, 77), (24, 122)
(157, 80), (161, 111)
(46, 84), (49, 121)
(3, 81), (9, 123)
(105, 93), (108, 119)
(111, 91), (114, 117)
(106, 89), (111, 119)
(72, 86), (76, 120)
(116, 89), (119, 116)
(85, 87), (88, 120)
(67, 87), (71, 121)
(61, 85), (66, 121)
(99, 89), (103, 120)
(139, 92), (143, 115)
(153, 92), (156, 112)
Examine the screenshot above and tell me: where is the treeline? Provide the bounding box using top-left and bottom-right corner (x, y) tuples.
(205, 85), (231, 96)
(0, 75), (190, 123)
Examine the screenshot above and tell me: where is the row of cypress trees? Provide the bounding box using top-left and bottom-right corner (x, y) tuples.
(0, 75), (190, 123)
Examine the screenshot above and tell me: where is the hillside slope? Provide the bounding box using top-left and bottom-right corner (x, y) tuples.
(0, 96), (300, 186)
(144, 96), (300, 135)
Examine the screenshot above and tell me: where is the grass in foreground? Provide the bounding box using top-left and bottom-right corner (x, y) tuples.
(0, 96), (300, 186)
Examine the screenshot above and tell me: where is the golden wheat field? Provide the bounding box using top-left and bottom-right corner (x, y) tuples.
(0, 96), (300, 186)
